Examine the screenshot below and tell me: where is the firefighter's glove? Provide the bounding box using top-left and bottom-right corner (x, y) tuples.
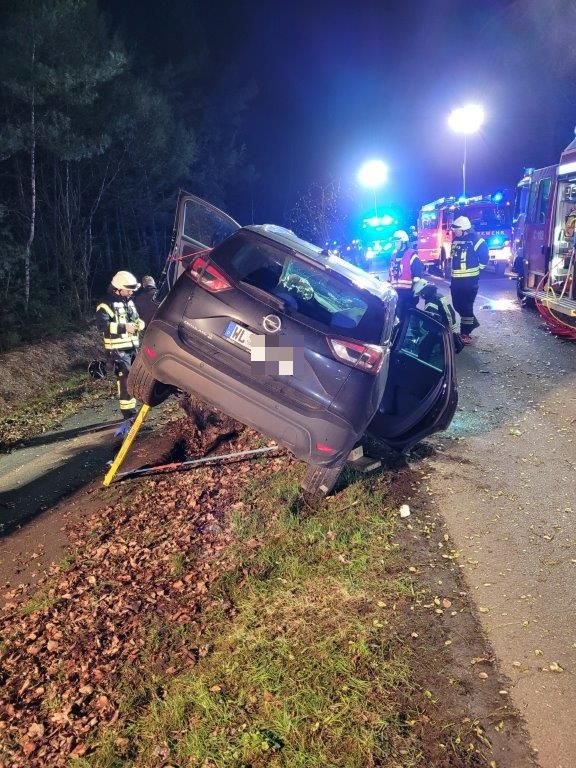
(136, 318), (145, 331)
(114, 419), (134, 438)
(125, 322), (137, 334)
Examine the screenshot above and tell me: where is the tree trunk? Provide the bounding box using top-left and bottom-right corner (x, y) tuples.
(24, 36), (37, 313)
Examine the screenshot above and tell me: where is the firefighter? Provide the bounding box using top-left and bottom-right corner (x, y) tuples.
(449, 216), (489, 344)
(413, 278), (465, 353)
(388, 229), (425, 319)
(133, 275), (158, 326)
(96, 271), (145, 434)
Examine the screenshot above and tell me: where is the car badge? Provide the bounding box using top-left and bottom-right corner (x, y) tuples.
(262, 314), (282, 333)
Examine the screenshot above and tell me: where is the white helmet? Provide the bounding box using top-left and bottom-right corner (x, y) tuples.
(141, 275), (156, 288)
(392, 230), (409, 243)
(412, 278), (429, 296)
(111, 271), (140, 291)
(452, 216), (472, 230)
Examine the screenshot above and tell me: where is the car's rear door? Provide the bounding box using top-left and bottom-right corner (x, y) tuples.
(159, 191), (241, 298)
(366, 308), (458, 451)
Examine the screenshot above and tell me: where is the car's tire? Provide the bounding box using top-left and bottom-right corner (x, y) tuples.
(300, 459), (346, 498)
(516, 276), (535, 307)
(127, 354), (175, 406)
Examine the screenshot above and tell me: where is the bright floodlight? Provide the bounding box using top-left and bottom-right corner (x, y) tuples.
(447, 104), (485, 135)
(357, 159), (389, 189)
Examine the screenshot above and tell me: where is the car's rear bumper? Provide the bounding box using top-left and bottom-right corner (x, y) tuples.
(141, 320), (360, 466)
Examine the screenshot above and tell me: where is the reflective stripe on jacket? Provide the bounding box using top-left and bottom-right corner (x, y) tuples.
(450, 232), (489, 279)
(96, 293), (143, 352)
(389, 247), (424, 289)
(424, 296), (458, 332)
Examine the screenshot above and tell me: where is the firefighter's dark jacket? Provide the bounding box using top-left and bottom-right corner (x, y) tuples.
(132, 285), (158, 327)
(425, 295), (457, 332)
(450, 230), (489, 280)
(96, 288), (144, 356)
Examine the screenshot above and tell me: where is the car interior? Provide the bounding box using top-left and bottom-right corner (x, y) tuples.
(372, 312), (448, 437)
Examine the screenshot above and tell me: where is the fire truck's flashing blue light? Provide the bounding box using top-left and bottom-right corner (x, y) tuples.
(488, 235), (504, 247)
(363, 214), (395, 228)
(492, 192), (504, 203)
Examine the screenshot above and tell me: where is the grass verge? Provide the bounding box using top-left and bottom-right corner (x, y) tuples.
(71, 468), (491, 768)
(0, 373), (115, 450)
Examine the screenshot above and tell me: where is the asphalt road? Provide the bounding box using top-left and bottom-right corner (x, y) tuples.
(423, 269), (576, 768)
(0, 399), (173, 535)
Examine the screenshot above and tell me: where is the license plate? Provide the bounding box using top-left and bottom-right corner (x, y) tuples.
(223, 321), (253, 350)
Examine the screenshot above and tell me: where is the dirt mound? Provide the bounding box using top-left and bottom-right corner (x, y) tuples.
(0, 329), (102, 415)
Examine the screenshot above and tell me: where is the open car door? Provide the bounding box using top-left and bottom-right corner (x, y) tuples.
(158, 191), (241, 300)
(366, 308), (458, 452)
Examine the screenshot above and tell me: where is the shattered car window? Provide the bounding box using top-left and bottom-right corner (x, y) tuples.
(211, 232), (388, 344)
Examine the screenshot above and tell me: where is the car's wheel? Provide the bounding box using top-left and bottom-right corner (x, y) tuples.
(300, 459), (346, 498)
(494, 262), (506, 276)
(516, 276), (534, 307)
(128, 354), (175, 406)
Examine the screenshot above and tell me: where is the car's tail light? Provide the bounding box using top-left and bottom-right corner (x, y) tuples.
(188, 255), (232, 293)
(327, 338), (384, 374)
(316, 442), (337, 454)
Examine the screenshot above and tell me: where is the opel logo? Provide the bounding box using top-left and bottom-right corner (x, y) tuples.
(262, 314), (282, 333)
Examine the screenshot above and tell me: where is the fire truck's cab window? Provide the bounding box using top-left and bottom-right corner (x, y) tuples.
(528, 179), (551, 224)
(551, 179), (576, 283)
(513, 183), (530, 221)
(420, 211), (438, 229)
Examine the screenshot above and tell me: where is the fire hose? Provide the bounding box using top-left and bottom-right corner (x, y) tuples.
(534, 250), (576, 340)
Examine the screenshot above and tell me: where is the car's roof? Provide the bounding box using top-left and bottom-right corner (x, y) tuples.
(243, 224), (393, 301)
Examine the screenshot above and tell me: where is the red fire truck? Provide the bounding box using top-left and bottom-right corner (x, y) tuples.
(511, 134), (576, 336)
(417, 193), (513, 277)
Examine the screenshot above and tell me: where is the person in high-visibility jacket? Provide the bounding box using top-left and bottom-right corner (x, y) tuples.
(449, 216), (489, 343)
(388, 229), (425, 320)
(413, 278), (465, 354)
(96, 271), (145, 424)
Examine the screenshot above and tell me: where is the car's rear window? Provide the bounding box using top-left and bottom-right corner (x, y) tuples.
(212, 233), (388, 343)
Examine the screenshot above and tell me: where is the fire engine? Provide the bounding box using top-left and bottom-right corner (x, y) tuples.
(511, 133), (576, 337)
(417, 193), (513, 277)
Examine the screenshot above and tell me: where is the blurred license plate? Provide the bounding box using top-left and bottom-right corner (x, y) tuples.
(223, 321), (253, 350)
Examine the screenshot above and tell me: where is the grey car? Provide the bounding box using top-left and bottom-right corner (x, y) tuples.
(128, 192), (457, 495)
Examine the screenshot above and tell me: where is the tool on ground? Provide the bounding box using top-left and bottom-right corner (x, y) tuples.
(114, 445), (280, 482)
(103, 403), (150, 486)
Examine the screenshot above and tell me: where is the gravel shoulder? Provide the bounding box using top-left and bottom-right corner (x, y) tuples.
(423, 292), (576, 768)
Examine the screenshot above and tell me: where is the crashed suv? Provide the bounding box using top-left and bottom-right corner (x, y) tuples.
(128, 192), (457, 495)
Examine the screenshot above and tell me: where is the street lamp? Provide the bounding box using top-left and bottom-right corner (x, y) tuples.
(447, 104), (485, 198)
(357, 159), (389, 217)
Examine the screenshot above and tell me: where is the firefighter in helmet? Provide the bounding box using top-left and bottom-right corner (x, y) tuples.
(133, 275), (158, 326)
(449, 216), (489, 343)
(388, 229), (425, 320)
(96, 271), (145, 434)
(413, 278), (465, 353)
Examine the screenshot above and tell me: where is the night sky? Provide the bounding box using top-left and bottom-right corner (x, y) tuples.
(105, 0), (576, 226)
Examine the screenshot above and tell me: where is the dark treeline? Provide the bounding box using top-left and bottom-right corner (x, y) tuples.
(0, 0), (256, 350)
